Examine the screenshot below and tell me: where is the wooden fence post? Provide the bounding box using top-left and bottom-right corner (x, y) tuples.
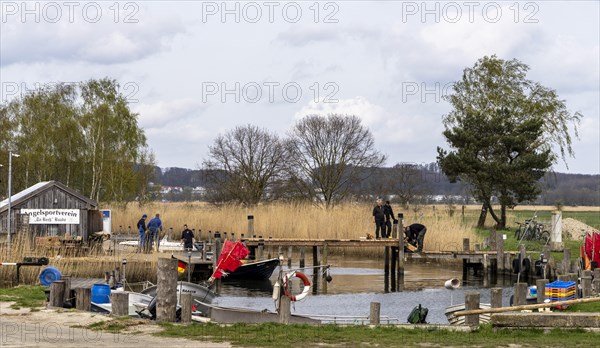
(181, 293), (192, 323)
(536, 279), (549, 304)
(370, 302), (380, 325)
(156, 258), (178, 322)
(491, 288), (503, 308)
(514, 283), (528, 306)
(465, 292), (480, 326)
(75, 287), (91, 311)
(111, 292), (129, 316)
(49, 280), (65, 308)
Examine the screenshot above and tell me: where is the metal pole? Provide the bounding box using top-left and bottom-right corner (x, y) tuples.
(7, 151), (19, 251)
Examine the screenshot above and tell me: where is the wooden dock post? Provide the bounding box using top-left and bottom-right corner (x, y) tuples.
(312, 246), (319, 294)
(322, 243), (328, 294)
(582, 270), (593, 298)
(75, 287), (91, 311)
(156, 258), (178, 322)
(369, 302), (380, 325)
(465, 292), (480, 326)
(562, 249), (571, 273)
(278, 290), (291, 324)
(491, 288), (502, 308)
(536, 279), (549, 304)
(62, 276), (72, 307)
(111, 292), (129, 316)
(398, 227), (405, 291)
(299, 247), (305, 269)
(258, 238), (264, 260)
(49, 280), (65, 308)
(384, 246), (390, 293)
(496, 233), (505, 273)
(462, 238), (470, 279)
(287, 246), (293, 269)
(514, 283), (528, 306)
(391, 245), (397, 292)
(181, 293), (192, 323)
(247, 215), (254, 237)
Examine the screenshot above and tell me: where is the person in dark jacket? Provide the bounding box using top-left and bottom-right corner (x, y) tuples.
(404, 223), (427, 252)
(137, 214), (147, 252)
(372, 199), (386, 239)
(181, 224), (195, 251)
(383, 201), (397, 238)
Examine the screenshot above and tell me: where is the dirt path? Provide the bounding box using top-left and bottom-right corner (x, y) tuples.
(0, 302), (230, 348)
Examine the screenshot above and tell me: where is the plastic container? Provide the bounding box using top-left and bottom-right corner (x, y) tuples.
(39, 266), (62, 286)
(91, 284), (111, 304)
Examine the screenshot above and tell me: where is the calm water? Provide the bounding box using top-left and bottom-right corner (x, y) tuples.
(215, 255), (516, 324)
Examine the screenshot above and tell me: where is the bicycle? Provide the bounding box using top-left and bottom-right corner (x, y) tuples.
(514, 215), (550, 244)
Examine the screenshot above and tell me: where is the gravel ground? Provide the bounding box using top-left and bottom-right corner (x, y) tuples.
(0, 302), (230, 348)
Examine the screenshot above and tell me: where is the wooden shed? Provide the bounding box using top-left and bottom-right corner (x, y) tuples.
(0, 181), (102, 243)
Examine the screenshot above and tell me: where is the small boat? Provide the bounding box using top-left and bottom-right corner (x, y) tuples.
(140, 281), (217, 315)
(225, 258), (280, 280)
(197, 301), (321, 324)
(444, 303), (492, 325)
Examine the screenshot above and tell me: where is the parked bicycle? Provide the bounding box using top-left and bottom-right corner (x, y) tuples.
(514, 215), (550, 244)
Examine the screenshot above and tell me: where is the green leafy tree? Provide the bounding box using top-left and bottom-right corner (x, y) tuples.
(437, 56), (581, 228)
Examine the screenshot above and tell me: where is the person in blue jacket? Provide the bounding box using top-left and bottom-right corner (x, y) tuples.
(146, 213), (163, 253)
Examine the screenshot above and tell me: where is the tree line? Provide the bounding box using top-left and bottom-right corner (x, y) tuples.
(0, 78), (154, 202)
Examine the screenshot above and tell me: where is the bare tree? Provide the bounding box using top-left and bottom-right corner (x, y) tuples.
(203, 124), (287, 205)
(287, 114), (386, 208)
(388, 163), (430, 209)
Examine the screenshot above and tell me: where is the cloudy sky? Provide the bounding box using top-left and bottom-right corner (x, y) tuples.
(1, 1), (598, 174)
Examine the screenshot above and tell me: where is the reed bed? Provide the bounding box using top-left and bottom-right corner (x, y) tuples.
(107, 202), (481, 255)
(2, 202), (485, 285)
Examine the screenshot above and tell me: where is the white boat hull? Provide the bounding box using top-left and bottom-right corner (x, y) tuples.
(445, 303), (492, 325)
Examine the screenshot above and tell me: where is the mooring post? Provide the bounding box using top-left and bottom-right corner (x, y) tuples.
(369, 302), (381, 325)
(247, 215), (254, 237)
(258, 238), (264, 260)
(322, 243), (328, 294)
(482, 254), (489, 287)
(594, 269), (600, 295)
(278, 275), (291, 324)
(465, 292), (480, 326)
(514, 283), (528, 306)
(397, 223), (405, 291)
(392, 219), (398, 238)
(582, 270), (593, 298)
(384, 246), (390, 293)
(491, 288), (502, 308)
(278, 246), (282, 261)
(391, 245), (397, 292)
(299, 247), (305, 269)
(157, 258), (178, 322)
(75, 287), (91, 311)
(111, 292), (129, 316)
(312, 246), (319, 294)
(181, 293), (192, 323)
(562, 249), (571, 273)
(62, 276), (72, 306)
(536, 279), (549, 304)
(287, 246), (293, 269)
(49, 280), (65, 308)
(496, 233), (505, 274)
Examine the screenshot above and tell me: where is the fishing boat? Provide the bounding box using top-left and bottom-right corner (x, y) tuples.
(225, 258), (280, 280)
(140, 281), (217, 315)
(444, 303), (492, 325)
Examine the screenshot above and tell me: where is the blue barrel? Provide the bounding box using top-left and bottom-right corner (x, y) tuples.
(39, 266), (62, 286)
(91, 284), (111, 304)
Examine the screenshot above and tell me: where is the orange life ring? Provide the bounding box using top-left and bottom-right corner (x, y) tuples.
(283, 271), (311, 301)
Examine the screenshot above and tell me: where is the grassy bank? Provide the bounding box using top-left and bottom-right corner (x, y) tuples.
(155, 322), (600, 347)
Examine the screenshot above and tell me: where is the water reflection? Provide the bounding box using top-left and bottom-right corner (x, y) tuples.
(216, 255), (516, 324)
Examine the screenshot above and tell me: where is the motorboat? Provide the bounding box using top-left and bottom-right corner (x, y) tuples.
(140, 281), (217, 316)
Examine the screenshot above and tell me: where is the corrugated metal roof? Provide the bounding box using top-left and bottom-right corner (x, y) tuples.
(0, 181), (51, 209)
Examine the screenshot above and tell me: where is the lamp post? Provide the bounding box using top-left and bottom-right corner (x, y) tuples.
(7, 151), (19, 251)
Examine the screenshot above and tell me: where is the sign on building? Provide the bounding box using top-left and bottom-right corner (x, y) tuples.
(21, 209), (80, 224)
